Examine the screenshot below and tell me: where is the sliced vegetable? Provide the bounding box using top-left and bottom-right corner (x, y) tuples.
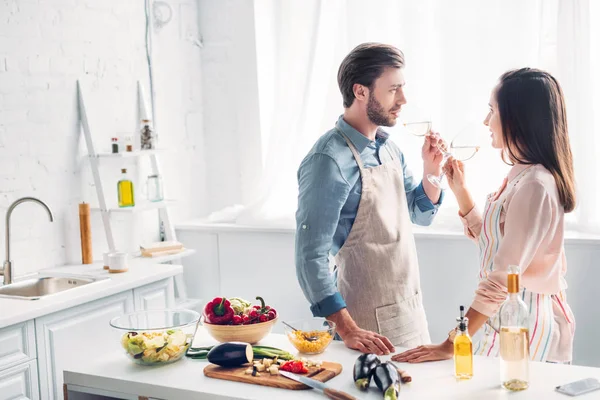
(206, 342), (253, 367)
(268, 365), (279, 375)
(353, 353), (381, 390)
(373, 363), (400, 400)
(280, 360), (309, 374)
(121, 330), (192, 364)
(186, 344), (294, 361)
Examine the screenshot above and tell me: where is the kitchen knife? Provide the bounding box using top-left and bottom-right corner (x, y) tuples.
(279, 370), (356, 400)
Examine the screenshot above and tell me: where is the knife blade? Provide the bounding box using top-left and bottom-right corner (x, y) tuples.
(279, 370), (357, 400)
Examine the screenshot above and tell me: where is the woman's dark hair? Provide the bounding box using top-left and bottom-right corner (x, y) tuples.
(496, 68), (576, 212)
(337, 43), (405, 108)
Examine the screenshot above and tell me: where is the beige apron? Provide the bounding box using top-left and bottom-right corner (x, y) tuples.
(334, 130), (431, 347)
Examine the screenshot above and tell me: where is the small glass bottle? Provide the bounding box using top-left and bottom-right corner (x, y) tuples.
(111, 137), (119, 154)
(125, 135), (133, 152)
(117, 168), (135, 208)
(454, 305), (473, 380)
(499, 265), (530, 391)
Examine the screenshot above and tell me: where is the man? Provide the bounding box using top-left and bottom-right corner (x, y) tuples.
(295, 43), (444, 356)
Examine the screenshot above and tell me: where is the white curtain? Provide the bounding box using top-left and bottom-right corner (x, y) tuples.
(213, 0), (600, 234)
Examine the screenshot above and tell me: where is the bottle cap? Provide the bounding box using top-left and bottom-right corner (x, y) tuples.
(121, 168), (127, 173)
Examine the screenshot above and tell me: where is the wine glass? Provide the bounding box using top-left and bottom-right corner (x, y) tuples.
(402, 115), (483, 188)
(427, 124), (483, 188)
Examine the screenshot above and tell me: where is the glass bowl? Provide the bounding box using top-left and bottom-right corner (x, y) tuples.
(110, 309), (200, 365)
(284, 318), (336, 354)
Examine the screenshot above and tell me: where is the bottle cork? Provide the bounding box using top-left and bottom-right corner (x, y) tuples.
(79, 202), (93, 264)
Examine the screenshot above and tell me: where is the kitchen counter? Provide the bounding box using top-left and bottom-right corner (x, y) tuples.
(64, 328), (600, 400)
(0, 261), (182, 328)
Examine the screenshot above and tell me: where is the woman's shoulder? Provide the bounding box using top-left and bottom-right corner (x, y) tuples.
(512, 164), (560, 203)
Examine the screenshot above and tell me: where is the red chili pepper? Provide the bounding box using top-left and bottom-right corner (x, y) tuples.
(259, 314), (269, 323)
(242, 315), (251, 325)
(232, 315), (243, 325)
(203, 297), (234, 325)
(249, 309), (259, 320)
(267, 310), (276, 321)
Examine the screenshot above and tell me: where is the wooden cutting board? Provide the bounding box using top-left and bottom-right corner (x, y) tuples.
(204, 361), (343, 390)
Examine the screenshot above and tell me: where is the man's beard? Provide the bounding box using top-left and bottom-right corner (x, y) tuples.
(367, 92), (397, 127)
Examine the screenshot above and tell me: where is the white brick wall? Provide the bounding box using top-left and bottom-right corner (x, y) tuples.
(0, 0), (205, 277)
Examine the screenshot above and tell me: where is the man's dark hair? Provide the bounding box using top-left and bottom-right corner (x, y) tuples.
(337, 43), (405, 108)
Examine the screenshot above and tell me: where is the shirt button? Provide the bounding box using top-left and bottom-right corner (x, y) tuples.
(302, 224), (308, 230)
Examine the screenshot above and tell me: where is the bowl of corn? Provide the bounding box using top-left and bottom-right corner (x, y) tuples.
(284, 318), (336, 354)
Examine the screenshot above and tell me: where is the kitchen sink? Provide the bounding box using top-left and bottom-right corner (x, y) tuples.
(0, 275), (107, 300)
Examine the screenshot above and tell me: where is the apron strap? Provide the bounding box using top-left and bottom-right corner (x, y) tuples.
(336, 128), (366, 172)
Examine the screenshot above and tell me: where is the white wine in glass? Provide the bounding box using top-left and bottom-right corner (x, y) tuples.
(403, 121), (432, 137)
(427, 122), (485, 188)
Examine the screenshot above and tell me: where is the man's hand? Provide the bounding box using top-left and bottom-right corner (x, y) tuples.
(326, 308), (395, 355)
(422, 132), (445, 175)
(342, 327), (395, 356)
(391, 340), (453, 363)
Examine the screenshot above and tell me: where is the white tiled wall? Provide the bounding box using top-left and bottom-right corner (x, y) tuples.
(0, 0), (205, 276)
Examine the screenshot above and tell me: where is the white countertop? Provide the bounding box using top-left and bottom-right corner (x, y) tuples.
(64, 329), (600, 400)
(0, 261), (182, 328)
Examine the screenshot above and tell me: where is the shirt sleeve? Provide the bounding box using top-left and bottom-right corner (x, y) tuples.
(400, 151), (444, 226)
(471, 180), (554, 317)
(459, 206), (483, 241)
(295, 153), (351, 317)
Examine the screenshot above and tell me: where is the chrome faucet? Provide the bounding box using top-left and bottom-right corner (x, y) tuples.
(2, 197), (54, 285)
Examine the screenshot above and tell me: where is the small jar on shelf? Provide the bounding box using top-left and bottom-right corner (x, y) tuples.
(140, 120), (155, 150)
(125, 135), (134, 152)
(111, 137), (119, 154)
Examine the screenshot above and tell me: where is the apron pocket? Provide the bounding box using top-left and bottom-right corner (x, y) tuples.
(375, 293), (426, 346)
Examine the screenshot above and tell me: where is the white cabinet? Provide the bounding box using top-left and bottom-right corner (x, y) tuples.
(133, 278), (174, 311)
(0, 360), (39, 400)
(35, 291), (134, 400)
(0, 320), (36, 371)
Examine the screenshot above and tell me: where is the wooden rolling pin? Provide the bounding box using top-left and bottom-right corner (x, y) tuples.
(79, 202), (93, 264)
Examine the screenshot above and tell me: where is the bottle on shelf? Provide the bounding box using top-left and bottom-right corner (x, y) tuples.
(499, 265), (530, 391)
(454, 305), (473, 380)
(125, 135), (134, 152)
(117, 168), (135, 208)
(111, 137), (119, 154)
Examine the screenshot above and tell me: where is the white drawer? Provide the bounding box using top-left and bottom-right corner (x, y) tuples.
(0, 359), (39, 400)
(0, 320), (36, 371)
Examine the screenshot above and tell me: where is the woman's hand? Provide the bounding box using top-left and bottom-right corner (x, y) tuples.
(443, 156), (467, 194)
(391, 340), (454, 363)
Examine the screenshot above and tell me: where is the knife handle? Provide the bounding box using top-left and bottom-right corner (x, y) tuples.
(323, 388), (357, 400)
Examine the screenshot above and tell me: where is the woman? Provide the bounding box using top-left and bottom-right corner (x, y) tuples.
(393, 68), (576, 364)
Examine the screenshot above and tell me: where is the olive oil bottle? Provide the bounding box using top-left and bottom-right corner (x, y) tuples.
(454, 305), (473, 380)
(117, 168), (135, 207)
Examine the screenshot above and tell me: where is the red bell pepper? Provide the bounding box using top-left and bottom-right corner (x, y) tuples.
(281, 360), (308, 374)
(203, 297), (234, 325)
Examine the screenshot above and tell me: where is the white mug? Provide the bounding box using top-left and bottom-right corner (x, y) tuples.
(108, 252), (129, 273)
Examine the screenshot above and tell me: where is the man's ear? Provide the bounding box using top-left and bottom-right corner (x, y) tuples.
(353, 83), (369, 102)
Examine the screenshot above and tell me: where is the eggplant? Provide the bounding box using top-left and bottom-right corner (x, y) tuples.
(353, 353), (381, 390)
(373, 363), (400, 400)
(206, 342), (254, 367)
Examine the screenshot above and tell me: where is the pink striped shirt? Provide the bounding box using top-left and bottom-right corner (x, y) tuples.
(461, 164), (568, 317)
